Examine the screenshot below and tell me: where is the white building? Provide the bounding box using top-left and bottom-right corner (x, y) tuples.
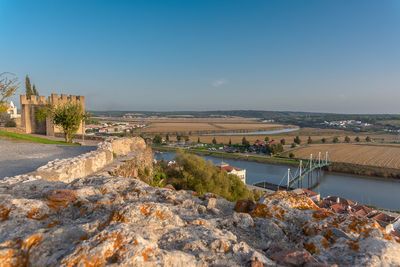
(6, 101), (20, 119)
(217, 162), (246, 184)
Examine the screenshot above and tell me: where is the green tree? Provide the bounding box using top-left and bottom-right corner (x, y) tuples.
(321, 138), (327, 144)
(229, 138), (232, 145)
(0, 73), (19, 114)
(153, 134), (162, 144)
(294, 136), (301, 144)
(269, 143), (283, 154)
(166, 134), (169, 142)
(307, 136), (312, 144)
(197, 137), (200, 143)
(280, 138), (286, 145)
(39, 101), (89, 143)
(344, 136), (350, 143)
(212, 137), (217, 145)
(173, 152), (249, 201)
(32, 84), (39, 96)
(265, 136), (270, 142)
(289, 152), (295, 158)
(177, 135), (182, 142)
(333, 136), (339, 143)
(291, 143), (296, 148)
(366, 136), (371, 142)
(355, 136), (360, 142)
(25, 75), (33, 99)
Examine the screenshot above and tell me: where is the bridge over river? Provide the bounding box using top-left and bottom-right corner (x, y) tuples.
(254, 152), (331, 191)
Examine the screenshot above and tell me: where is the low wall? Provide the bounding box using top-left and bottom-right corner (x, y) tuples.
(27, 137), (151, 183)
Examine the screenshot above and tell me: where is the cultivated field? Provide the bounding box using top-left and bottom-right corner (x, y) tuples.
(139, 120), (288, 134)
(293, 144), (400, 169)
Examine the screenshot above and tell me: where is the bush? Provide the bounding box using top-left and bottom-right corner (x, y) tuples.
(291, 143), (296, 148)
(294, 136), (301, 144)
(156, 151), (250, 201)
(289, 152), (295, 158)
(5, 119), (16, 127)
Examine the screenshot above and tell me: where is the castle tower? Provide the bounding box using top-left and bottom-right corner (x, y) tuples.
(20, 94), (85, 136)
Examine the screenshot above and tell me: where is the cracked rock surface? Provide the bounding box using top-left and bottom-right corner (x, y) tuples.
(1, 175), (400, 266)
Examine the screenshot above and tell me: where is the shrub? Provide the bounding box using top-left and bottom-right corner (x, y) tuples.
(158, 151), (250, 201)
(289, 152), (295, 158)
(5, 119), (16, 127)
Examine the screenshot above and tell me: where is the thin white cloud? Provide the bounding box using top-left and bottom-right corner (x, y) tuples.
(212, 78), (228, 87)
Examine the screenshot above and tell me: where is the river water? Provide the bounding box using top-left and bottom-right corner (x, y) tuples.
(154, 151), (400, 210)
(202, 127), (300, 136)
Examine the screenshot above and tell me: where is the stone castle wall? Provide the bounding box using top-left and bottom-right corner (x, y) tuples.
(20, 93), (85, 136)
(26, 137), (152, 183)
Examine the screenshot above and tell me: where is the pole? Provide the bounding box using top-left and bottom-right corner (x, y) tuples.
(309, 154), (313, 188)
(299, 160), (302, 188)
(318, 152), (321, 177)
(287, 168), (290, 190)
(81, 120), (85, 145)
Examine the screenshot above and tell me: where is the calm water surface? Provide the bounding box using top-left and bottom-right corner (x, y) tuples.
(202, 127), (300, 136)
(154, 151), (400, 210)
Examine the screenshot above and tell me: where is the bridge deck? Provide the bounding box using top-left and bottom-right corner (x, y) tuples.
(288, 162), (331, 187)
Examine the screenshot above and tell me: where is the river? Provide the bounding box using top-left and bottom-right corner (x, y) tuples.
(154, 151), (400, 211)
(202, 127), (300, 136)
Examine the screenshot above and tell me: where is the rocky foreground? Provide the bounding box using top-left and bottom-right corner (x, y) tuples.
(1, 175), (400, 266)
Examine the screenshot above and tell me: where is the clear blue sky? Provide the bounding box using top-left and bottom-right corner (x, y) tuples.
(1, 0), (400, 113)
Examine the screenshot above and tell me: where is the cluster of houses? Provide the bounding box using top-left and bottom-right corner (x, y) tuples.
(322, 120), (371, 128)
(293, 188), (400, 235)
(249, 140), (280, 153)
(85, 122), (145, 135)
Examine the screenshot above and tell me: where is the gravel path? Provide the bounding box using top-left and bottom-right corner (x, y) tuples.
(0, 139), (96, 178)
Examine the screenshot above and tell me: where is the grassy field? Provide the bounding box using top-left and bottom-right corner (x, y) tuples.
(0, 130), (79, 145)
(292, 143), (400, 169)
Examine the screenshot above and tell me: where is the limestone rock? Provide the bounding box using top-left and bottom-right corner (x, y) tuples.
(1, 176), (400, 266)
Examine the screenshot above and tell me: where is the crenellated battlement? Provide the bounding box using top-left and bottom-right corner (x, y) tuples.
(20, 94), (85, 106)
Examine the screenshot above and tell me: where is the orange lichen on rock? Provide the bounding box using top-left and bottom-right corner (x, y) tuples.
(63, 232), (127, 266)
(0, 204), (11, 222)
(190, 219), (208, 226)
(312, 209), (334, 220)
(99, 210), (127, 231)
(46, 221), (60, 228)
(0, 234), (43, 267)
(263, 191), (318, 210)
(250, 204), (272, 218)
(142, 248), (154, 261)
(27, 208), (47, 221)
(347, 240), (360, 251)
(141, 204), (151, 215)
(305, 242), (317, 254)
(140, 204), (171, 220)
(155, 210), (169, 220)
(234, 199), (254, 213)
(46, 189), (77, 211)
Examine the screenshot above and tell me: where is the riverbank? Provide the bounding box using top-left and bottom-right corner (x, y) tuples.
(151, 145), (300, 166)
